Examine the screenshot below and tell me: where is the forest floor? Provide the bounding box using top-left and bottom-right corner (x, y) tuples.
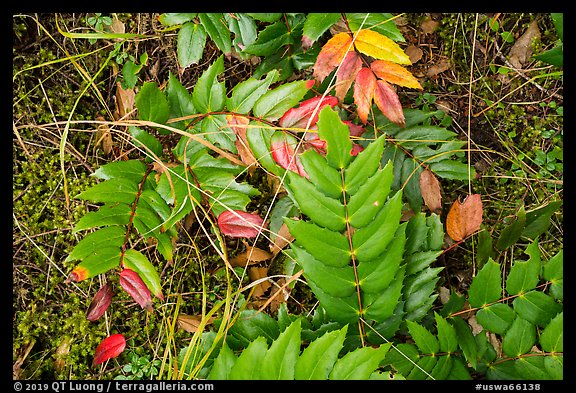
(13, 13), (563, 380)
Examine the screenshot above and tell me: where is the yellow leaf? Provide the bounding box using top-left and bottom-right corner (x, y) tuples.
(355, 29), (411, 65)
(370, 60), (423, 90)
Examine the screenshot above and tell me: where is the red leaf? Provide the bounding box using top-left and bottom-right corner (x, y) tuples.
(92, 333), (126, 367)
(351, 144), (364, 156)
(446, 194), (483, 242)
(419, 170), (442, 213)
(279, 96), (339, 130)
(353, 67), (376, 124)
(343, 120), (365, 137)
(373, 79), (405, 127)
(119, 268), (153, 312)
(335, 51), (362, 102)
(303, 128), (326, 155)
(270, 132), (308, 178)
(86, 283), (114, 322)
(313, 32), (353, 83)
(218, 210), (267, 238)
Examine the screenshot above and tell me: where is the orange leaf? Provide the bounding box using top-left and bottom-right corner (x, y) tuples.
(248, 266), (271, 297)
(373, 79), (405, 127)
(176, 313), (213, 333)
(370, 60), (423, 90)
(354, 29), (411, 64)
(419, 170), (442, 213)
(312, 32), (353, 83)
(335, 51), (362, 102)
(353, 67), (376, 124)
(230, 244), (273, 267)
(446, 194), (483, 241)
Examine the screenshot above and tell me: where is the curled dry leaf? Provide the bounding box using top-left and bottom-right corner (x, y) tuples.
(92, 333), (126, 367)
(419, 169), (442, 214)
(405, 44), (423, 64)
(446, 194), (483, 242)
(248, 266), (271, 298)
(177, 313), (214, 333)
(119, 268), (153, 312)
(230, 244), (273, 267)
(269, 222), (295, 255)
(95, 115), (113, 155)
(218, 210), (267, 238)
(86, 283), (114, 322)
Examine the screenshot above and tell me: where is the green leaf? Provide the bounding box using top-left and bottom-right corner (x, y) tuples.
(347, 161), (393, 228)
(429, 160), (475, 180)
(135, 82), (170, 131)
(292, 245), (356, 298)
(192, 55), (226, 113)
(544, 355), (563, 380)
(317, 106), (353, 170)
(395, 125), (456, 149)
(228, 336), (267, 379)
(299, 149), (342, 199)
(243, 21), (291, 56)
(477, 228), (493, 266)
(166, 72), (197, 130)
(226, 70), (278, 114)
(533, 44), (563, 67)
(260, 319), (301, 379)
(496, 204), (526, 250)
(199, 114), (236, 152)
(384, 343), (419, 376)
(502, 316), (536, 357)
(65, 226), (126, 262)
(252, 79), (313, 121)
(177, 22), (206, 68)
(227, 310), (279, 348)
(344, 135), (386, 195)
(551, 13), (563, 42)
(158, 13), (197, 26)
(77, 178), (139, 205)
(122, 249), (163, 299)
(512, 291), (562, 327)
(198, 13), (231, 55)
(450, 316), (477, 369)
(515, 357), (552, 380)
(225, 13), (258, 56)
(543, 250), (562, 302)
(121, 60), (142, 89)
(352, 191), (403, 262)
(287, 171), (346, 232)
(476, 303), (515, 334)
(329, 343), (391, 379)
(245, 13), (282, 23)
(346, 13), (405, 42)
(407, 356), (437, 380)
(246, 123), (282, 175)
(434, 312), (458, 353)
(406, 320), (439, 354)
(430, 355), (453, 380)
(92, 159), (147, 183)
(405, 251), (442, 276)
(467, 258), (502, 308)
(71, 247), (122, 279)
(302, 13), (341, 43)
(73, 203), (132, 233)
(522, 201), (562, 239)
(295, 325), (347, 380)
(540, 312), (563, 352)
(358, 232), (405, 294)
(505, 239), (541, 296)
(129, 127), (164, 162)
(207, 342), (236, 380)
(284, 219), (350, 267)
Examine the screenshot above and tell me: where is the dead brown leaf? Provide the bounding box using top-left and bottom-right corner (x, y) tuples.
(177, 313), (213, 333)
(508, 20), (541, 69)
(115, 82), (135, 119)
(269, 223), (295, 255)
(446, 194), (483, 242)
(230, 243), (273, 267)
(248, 266), (271, 297)
(420, 169), (442, 213)
(95, 115), (113, 155)
(405, 45), (423, 64)
(420, 16), (440, 35)
(426, 57), (451, 78)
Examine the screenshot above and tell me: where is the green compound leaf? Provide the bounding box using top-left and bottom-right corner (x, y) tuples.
(496, 204), (526, 251)
(135, 81), (170, 133)
(226, 70), (278, 115)
(260, 319), (301, 379)
(467, 258), (502, 308)
(129, 127), (164, 162)
(512, 291), (562, 327)
(252, 79), (313, 121)
(165, 72), (197, 130)
(69, 247), (123, 281)
(242, 20), (291, 57)
(434, 312), (458, 353)
(450, 316), (478, 370)
(329, 343), (391, 380)
(505, 239), (541, 296)
(228, 336), (268, 379)
(283, 106), (443, 335)
(406, 320), (439, 354)
(302, 13), (341, 45)
(540, 312), (563, 353)
(92, 159), (147, 183)
(158, 13), (197, 26)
